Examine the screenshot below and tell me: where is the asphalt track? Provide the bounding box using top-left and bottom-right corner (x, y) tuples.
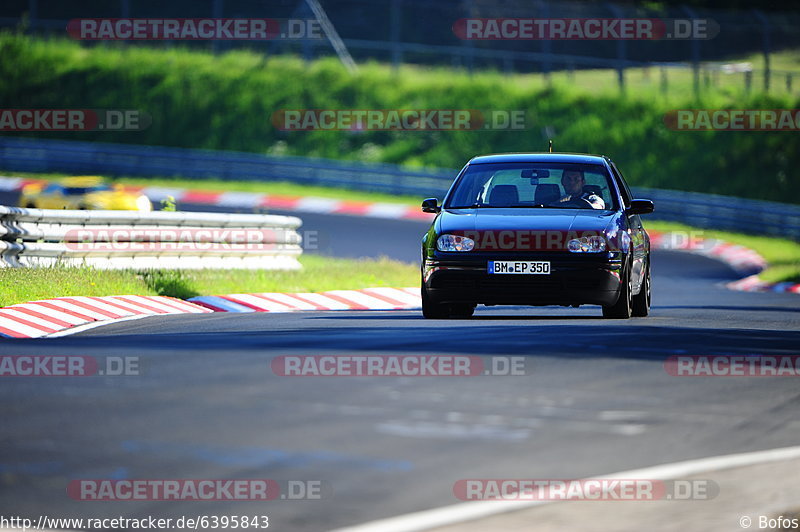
(0, 190), (423, 262)
(0, 198), (799, 531)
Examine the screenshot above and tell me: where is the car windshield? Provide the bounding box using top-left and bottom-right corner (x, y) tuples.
(445, 162), (617, 210)
(62, 185), (111, 195)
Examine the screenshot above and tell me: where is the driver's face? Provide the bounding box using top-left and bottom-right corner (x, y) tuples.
(562, 171), (585, 195)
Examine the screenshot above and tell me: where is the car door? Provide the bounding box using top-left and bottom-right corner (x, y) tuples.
(39, 184), (65, 209)
(610, 162), (646, 291)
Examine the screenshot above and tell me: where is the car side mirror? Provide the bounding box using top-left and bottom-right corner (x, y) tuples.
(627, 199), (654, 215)
(421, 198), (441, 213)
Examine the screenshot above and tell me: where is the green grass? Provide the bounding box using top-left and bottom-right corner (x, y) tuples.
(0, 255), (418, 308)
(5, 170), (425, 207)
(116, 177), (425, 207)
(542, 48), (800, 98)
(5, 169), (798, 284)
(0, 218), (795, 309)
(646, 220), (800, 283)
(2, 31), (799, 203)
(0, 267), (153, 308)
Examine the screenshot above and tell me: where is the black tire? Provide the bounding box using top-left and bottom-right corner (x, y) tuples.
(631, 263), (651, 317)
(602, 267), (632, 319)
(421, 281), (450, 319)
(450, 303), (475, 319)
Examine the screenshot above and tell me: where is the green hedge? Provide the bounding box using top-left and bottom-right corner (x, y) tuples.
(1, 32), (798, 203)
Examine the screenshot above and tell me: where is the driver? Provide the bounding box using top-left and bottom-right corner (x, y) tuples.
(558, 169), (605, 209)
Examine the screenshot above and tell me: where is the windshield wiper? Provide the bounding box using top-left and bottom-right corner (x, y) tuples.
(450, 204), (549, 209)
(473, 204), (548, 208)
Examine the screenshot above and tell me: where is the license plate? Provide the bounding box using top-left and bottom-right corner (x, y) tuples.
(488, 261), (550, 275)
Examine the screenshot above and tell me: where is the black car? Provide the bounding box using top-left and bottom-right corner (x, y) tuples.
(421, 153), (654, 319)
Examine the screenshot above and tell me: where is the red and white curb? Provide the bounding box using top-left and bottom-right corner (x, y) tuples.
(0, 296), (211, 339)
(726, 275), (800, 294)
(0, 288), (421, 338)
(649, 231), (767, 275)
(649, 231), (799, 293)
(0, 176), (433, 222)
(189, 287), (421, 313)
(0, 231), (792, 339)
(3, 176), (796, 298)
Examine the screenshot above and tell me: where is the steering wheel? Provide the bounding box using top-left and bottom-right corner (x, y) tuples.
(549, 197), (594, 208)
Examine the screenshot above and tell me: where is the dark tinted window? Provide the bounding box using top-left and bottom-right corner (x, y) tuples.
(63, 185), (111, 195)
(446, 162), (617, 210)
(610, 162), (633, 208)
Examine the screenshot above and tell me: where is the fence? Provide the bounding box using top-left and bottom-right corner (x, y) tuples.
(0, 137), (799, 240)
(0, 204), (304, 269)
(2, 0), (799, 93)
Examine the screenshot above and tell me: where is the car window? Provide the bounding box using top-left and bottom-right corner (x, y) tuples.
(610, 162), (633, 208)
(480, 170), (538, 203)
(63, 185), (111, 195)
(447, 162), (617, 210)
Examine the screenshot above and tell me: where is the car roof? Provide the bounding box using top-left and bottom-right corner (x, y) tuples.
(468, 153), (609, 165)
(60, 176), (106, 186)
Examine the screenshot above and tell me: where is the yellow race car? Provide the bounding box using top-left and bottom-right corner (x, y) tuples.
(19, 176), (152, 211)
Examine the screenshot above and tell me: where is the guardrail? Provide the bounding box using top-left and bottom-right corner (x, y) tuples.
(631, 187), (800, 241)
(0, 137), (454, 198)
(1, 137), (799, 240)
(0, 206), (303, 270)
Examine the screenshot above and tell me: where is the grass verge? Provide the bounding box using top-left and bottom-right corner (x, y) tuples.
(2, 32), (799, 203)
(3, 170), (425, 208)
(645, 220), (800, 283)
(116, 177), (426, 207)
(0, 255), (419, 308)
(2, 171), (797, 287)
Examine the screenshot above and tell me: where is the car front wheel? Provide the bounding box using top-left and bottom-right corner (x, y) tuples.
(602, 268), (632, 319)
(449, 303), (475, 319)
(631, 263), (651, 317)
(421, 281), (450, 319)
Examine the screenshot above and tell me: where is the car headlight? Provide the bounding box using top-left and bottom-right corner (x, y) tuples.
(136, 195), (153, 212)
(567, 236), (606, 253)
(437, 234), (475, 252)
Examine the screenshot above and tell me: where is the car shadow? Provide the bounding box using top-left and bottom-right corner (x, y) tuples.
(657, 305), (800, 313)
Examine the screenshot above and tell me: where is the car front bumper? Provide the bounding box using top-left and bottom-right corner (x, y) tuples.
(423, 252), (625, 307)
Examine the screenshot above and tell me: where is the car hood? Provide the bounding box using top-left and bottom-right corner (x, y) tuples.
(84, 191), (143, 209)
(437, 208), (617, 234)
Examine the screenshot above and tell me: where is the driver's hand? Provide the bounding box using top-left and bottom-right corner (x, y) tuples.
(558, 195), (572, 202)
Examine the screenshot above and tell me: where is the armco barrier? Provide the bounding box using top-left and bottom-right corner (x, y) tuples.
(1, 137), (799, 240)
(0, 206), (303, 270)
(631, 187), (800, 241)
(0, 137), (454, 198)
